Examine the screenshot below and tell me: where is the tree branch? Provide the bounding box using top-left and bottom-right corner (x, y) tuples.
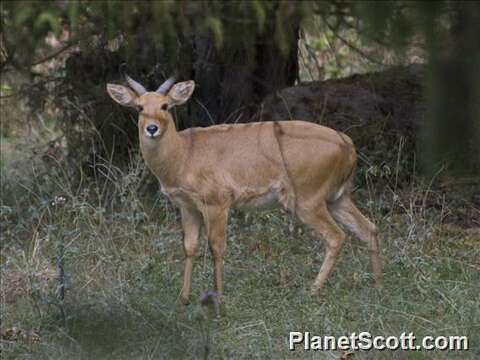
(30, 32), (96, 67)
(324, 20), (384, 65)
(30, 42), (78, 67)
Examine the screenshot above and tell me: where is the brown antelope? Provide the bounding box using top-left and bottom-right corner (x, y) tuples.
(107, 75), (382, 304)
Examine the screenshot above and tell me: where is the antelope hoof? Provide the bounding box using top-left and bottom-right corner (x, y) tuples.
(374, 276), (383, 288)
(180, 295), (191, 306)
(310, 285), (322, 296)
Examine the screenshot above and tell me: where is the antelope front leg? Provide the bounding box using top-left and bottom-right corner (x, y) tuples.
(204, 206), (228, 301)
(180, 207), (202, 304)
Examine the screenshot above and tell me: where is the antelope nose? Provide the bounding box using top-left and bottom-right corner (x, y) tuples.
(146, 124), (158, 135)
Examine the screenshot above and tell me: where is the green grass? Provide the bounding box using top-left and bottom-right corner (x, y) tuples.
(1, 151), (479, 359)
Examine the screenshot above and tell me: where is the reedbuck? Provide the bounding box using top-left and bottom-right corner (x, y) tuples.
(107, 75), (382, 304)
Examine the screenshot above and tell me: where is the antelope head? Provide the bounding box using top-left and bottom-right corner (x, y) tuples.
(106, 75), (195, 140)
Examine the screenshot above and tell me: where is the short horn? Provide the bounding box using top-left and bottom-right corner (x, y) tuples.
(156, 76), (176, 95)
(125, 74), (147, 96)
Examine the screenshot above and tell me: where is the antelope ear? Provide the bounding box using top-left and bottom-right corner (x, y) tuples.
(167, 81), (195, 107)
(106, 84), (138, 107)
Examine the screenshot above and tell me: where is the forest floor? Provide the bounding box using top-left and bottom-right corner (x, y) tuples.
(1, 133), (479, 360)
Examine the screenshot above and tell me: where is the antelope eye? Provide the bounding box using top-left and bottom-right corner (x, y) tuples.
(161, 103), (168, 111)
(137, 105), (144, 112)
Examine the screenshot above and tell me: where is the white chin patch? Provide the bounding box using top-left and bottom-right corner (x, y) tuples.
(144, 129), (160, 138)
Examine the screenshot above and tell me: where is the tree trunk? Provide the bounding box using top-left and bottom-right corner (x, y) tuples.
(420, 1), (480, 176)
(180, 10), (300, 128)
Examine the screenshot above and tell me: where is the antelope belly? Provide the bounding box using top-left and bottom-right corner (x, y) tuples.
(235, 186), (281, 209)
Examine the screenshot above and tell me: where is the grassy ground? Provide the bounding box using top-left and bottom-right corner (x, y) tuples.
(1, 136), (479, 359)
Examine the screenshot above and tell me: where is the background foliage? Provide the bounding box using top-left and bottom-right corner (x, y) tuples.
(1, 0), (479, 174)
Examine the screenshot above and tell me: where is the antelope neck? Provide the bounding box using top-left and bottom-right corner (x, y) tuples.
(140, 123), (187, 187)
